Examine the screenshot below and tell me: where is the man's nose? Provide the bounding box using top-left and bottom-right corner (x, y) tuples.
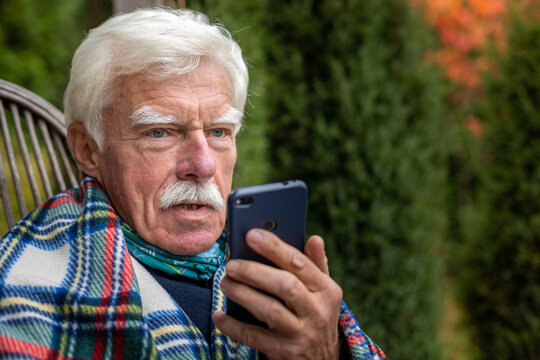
(175, 132), (216, 182)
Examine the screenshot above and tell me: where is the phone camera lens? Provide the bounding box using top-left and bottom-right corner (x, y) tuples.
(262, 219), (277, 231)
(235, 197), (253, 205)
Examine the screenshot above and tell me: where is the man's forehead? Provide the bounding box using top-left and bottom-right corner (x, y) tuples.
(109, 59), (238, 128)
(118, 59), (231, 98)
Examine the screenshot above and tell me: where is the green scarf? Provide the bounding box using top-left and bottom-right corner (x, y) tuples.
(120, 219), (226, 281)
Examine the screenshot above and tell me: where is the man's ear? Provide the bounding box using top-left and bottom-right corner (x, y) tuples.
(68, 122), (101, 179)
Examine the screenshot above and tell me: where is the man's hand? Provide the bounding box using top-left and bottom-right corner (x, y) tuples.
(212, 229), (343, 360)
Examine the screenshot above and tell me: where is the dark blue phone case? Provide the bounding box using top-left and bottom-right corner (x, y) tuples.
(225, 180), (307, 326)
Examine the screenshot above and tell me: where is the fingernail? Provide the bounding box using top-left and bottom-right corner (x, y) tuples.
(220, 277), (230, 290)
(213, 311), (224, 323)
(247, 229), (263, 245)
(292, 253), (307, 269)
(227, 260), (239, 274)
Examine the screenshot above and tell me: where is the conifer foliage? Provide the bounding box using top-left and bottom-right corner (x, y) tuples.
(460, 6), (540, 358)
(256, 1), (448, 358)
(0, 0), (88, 107)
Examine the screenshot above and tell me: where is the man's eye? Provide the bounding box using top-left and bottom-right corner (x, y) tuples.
(211, 128), (225, 137)
(151, 129), (166, 138)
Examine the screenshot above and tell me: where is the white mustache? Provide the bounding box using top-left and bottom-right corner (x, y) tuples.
(159, 181), (225, 211)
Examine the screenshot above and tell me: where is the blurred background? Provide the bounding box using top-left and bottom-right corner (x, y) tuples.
(0, 0), (538, 359)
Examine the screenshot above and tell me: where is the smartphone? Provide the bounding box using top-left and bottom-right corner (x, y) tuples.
(225, 180), (308, 326)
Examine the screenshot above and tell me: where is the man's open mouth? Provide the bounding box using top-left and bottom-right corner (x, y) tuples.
(176, 204), (205, 210)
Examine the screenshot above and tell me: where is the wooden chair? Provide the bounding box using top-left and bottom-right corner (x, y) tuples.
(0, 79), (79, 235)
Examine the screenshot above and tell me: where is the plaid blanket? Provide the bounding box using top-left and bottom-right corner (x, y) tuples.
(0, 176), (386, 359)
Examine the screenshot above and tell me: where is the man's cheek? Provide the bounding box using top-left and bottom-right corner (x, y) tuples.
(132, 171), (157, 191)
(223, 162), (236, 188)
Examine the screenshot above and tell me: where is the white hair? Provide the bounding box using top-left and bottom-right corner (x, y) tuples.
(63, 7), (248, 150)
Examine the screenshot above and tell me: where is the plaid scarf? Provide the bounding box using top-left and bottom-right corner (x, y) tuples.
(0, 176), (386, 360)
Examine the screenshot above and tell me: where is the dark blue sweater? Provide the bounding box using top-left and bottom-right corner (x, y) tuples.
(142, 264), (213, 345)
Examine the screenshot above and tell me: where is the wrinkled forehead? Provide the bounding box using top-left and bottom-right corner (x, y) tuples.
(103, 60), (238, 129)
(110, 57), (231, 99)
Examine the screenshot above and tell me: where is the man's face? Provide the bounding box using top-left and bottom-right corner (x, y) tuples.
(93, 59), (238, 255)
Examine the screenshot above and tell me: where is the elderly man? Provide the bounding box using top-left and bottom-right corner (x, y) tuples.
(0, 8), (386, 360)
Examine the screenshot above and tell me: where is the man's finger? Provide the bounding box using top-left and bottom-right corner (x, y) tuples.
(224, 260), (316, 318)
(304, 235), (330, 275)
(213, 310), (286, 356)
(245, 229), (330, 292)
(220, 275), (302, 333)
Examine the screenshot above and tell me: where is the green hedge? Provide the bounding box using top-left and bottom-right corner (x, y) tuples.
(0, 0), (90, 108)
(251, 1), (448, 358)
(459, 8), (540, 359)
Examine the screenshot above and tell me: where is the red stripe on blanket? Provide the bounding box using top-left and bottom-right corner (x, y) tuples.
(369, 344), (388, 359)
(39, 195), (78, 210)
(114, 213), (138, 358)
(339, 317), (366, 346)
(93, 210), (127, 359)
(0, 335), (77, 360)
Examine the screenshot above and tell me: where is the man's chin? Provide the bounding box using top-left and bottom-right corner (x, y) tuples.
(157, 229), (222, 256)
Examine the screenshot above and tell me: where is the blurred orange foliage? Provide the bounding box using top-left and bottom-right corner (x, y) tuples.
(411, 0), (511, 138)
(412, 0), (507, 91)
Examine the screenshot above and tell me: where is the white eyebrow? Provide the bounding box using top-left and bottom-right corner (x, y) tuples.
(129, 106), (182, 127)
(211, 107), (243, 135)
